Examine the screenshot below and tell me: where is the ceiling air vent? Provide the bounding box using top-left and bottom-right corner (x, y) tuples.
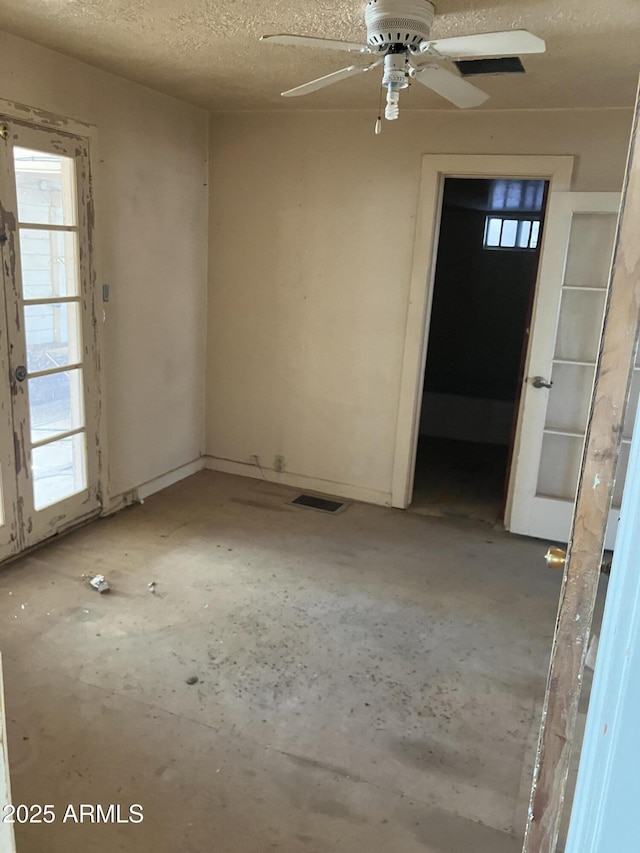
(455, 57), (525, 76)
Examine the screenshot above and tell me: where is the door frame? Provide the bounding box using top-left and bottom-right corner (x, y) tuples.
(0, 104), (107, 556)
(0, 249), (19, 561)
(521, 80), (640, 850)
(390, 154), (574, 512)
(563, 391), (640, 852)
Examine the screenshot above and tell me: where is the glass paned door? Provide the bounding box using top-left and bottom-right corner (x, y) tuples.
(0, 119), (101, 555)
(506, 193), (627, 548)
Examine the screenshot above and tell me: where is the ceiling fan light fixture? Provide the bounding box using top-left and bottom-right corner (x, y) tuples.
(261, 2), (545, 126)
(382, 52), (410, 119)
(385, 90), (400, 119)
(364, 0), (436, 48)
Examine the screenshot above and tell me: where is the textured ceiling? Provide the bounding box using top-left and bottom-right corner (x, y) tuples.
(1, 0), (639, 111)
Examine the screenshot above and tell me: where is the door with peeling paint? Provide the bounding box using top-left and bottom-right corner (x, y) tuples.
(0, 119), (101, 560)
(505, 192), (630, 549)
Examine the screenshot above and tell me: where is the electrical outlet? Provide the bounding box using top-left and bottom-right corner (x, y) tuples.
(274, 455), (285, 473)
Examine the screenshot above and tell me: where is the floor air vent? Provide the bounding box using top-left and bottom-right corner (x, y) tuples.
(291, 494), (346, 513)
(455, 57), (525, 76)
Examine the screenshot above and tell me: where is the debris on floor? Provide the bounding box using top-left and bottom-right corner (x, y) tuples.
(89, 574), (110, 594)
(148, 581), (157, 594)
(186, 675), (199, 685)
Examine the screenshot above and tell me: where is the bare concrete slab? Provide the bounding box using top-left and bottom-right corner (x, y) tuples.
(0, 471), (576, 852)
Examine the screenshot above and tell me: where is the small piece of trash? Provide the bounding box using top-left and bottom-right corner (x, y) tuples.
(186, 675), (199, 685)
(203, 604), (209, 609)
(89, 574), (110, 594)
(148, 582), (157, 594)
(21, 603), (26, 610)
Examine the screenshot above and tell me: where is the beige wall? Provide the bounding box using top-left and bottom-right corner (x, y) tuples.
(206, 108), (633, 503)
(1, 30), (632, 510)
(0, 32), (208, 500)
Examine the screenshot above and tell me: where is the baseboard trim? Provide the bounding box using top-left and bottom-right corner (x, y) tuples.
(137, 458), (205, 500)
(203, 455), (391, 507)
(104, 458), (205, 514)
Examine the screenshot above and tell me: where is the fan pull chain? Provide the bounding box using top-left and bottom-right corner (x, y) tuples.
(375, 85), (384, 134)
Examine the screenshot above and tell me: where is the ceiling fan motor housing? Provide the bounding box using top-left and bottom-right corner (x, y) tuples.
(365, 0), (435, 48)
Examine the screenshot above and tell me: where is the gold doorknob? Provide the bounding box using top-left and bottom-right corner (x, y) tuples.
(544, 547), (613, 574)
(545, 546), (567, 570)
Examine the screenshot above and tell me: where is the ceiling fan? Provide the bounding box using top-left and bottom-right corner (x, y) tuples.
(261, 0), (545, 130)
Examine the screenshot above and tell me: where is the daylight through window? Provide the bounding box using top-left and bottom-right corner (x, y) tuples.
(484, 217), (540, 250)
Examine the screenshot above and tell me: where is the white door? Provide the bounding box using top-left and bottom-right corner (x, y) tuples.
(0, 118), (102, 560)
(505, 192), (633, 548)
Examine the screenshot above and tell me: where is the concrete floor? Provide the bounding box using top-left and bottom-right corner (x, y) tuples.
(0, 471), (589, 852)
(411, 437), (509, 525)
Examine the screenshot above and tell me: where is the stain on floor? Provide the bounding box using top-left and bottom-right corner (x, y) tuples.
(0, 470), (600, 852)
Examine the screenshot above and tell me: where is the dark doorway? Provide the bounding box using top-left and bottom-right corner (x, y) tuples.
(411, 177), (549, 523)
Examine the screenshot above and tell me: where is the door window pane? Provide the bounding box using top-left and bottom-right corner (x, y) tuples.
(564, 213), (617, 288)
(554, 289), (607, 363)
(28, 369), (85, 444)
(31, 433), (87, 510)
(24, 302), (82, 372)
(19, 229), (79, 299)
(545, 363), (596, 434)
(536, 433), (583, 500)
(13, 147), (77, 226)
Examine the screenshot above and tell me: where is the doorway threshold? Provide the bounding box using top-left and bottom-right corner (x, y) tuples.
(409, 436), (507, 526)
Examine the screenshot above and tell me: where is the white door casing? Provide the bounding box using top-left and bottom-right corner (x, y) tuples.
(0, 284), (19, 561)
(0, 117), (102, 558)
(506, 193), (624, 548)
(391, 154), (574, 516)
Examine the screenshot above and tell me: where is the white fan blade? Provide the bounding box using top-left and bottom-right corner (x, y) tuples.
(261, 34), (372, 54)
(281, 61), (381, 98)
(423, 30), (545, 59)
(413, 65), (489, 108)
